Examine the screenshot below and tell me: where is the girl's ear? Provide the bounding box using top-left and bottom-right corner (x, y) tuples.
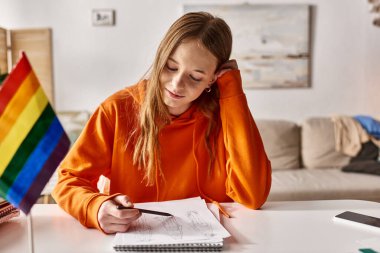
(209, 74), (217, 84)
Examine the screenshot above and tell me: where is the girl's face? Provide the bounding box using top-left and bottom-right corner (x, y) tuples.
(160, 40), (218, 116)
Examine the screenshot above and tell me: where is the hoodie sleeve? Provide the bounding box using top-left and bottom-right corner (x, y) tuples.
(52, 105), (120, 231)
(217, 69), (272, 209)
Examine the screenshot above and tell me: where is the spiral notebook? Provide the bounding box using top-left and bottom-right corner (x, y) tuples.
(0, 200), (20, 224)
(113, 197), (230, 252)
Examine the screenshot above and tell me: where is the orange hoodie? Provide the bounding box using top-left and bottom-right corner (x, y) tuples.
(52, 70), (271, 231)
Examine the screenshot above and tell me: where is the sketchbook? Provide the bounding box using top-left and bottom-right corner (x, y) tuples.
(113, 197), (230, 252)
(0, 199), (20, 224)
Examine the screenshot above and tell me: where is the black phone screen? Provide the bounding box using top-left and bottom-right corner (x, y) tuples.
(335, 211), (380, 228)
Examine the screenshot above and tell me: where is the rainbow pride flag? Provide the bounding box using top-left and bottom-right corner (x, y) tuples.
(0, 52), (70, 214)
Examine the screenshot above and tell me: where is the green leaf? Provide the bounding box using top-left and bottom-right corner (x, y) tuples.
(0, 73), (8, 85)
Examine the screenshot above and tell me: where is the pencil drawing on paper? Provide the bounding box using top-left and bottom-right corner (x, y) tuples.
(158, 216), (183, 240)
(129, 216), (152, 242)
(130, 215), (183, 241)
(113, 198), (231, 248)
(187, 210), (215, 238)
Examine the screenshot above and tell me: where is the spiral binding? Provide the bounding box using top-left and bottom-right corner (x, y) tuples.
(114, 242), (223, 252)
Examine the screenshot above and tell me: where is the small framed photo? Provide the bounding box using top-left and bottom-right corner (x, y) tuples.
(92, 9), (115, 26)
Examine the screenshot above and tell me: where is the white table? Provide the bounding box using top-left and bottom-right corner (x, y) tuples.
(1, 200), (380, 253)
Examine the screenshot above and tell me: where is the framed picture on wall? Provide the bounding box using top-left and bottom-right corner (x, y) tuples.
(184, 4), (312, 89)
(92, 9), (115, 26)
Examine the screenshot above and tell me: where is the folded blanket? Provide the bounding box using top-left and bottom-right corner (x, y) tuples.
(354, 115), (380, 139)
(331, 116), (369, 156)
(342, 160), (380, 176)
(350, 141), (379, 163)
(332, 115), (380, 157)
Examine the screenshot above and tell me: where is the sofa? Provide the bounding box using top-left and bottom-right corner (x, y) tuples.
(45, 112), (380, 203)
(256, 117), (380, 202)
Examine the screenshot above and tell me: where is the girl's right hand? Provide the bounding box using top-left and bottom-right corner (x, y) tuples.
(216, 59), (239, 78)
(97, 195), (141, 234)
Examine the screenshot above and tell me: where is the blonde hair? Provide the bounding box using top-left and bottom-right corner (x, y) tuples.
(132, 12), (232, 185)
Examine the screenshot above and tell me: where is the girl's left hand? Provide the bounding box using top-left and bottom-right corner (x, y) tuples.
(216, 59), (239, 79)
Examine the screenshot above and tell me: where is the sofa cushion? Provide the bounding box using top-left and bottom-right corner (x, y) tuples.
(256, 120), (300, 170)
(268, 168), (380, 202)
(302, 117), (350, 169)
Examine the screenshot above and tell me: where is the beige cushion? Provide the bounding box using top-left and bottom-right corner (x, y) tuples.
(268, 168), (380, 202)
(256, 120), (300, 170)
(302, 117), (350, 169)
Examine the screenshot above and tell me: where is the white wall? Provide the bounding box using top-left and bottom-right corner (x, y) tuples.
(0, 0), (379, 122)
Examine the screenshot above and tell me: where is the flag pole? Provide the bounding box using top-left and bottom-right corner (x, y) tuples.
(27, 213), (35, 253)
(0, 52), (70, 253)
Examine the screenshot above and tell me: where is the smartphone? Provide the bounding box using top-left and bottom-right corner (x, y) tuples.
(334, 211), (380, 231)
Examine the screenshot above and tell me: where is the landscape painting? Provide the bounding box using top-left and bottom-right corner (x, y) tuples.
(184, 4), (312, 88)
